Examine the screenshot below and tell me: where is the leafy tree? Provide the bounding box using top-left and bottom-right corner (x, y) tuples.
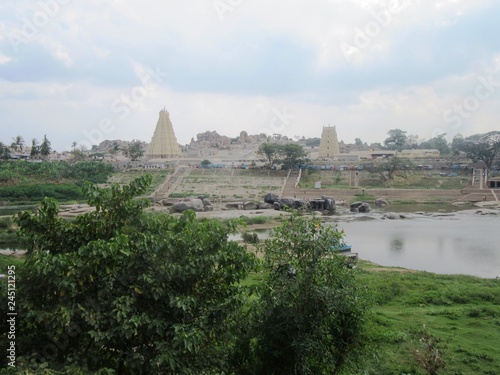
(383, 129), (408, 151)
(200, 159), (212, 167)
(420, 133), (450, 155)
(124, 139), (145, 161)
(257, 142), (283, 168)
(354, 137), (363, 146)
(452, 131), (500, 172)
(406, 134), (420, 149)
(30, 138), (40, 159)
(0, 142), (11, 160)
(304, 137), (321, 147)
(13, 175), (257, 373)
(236, 212), (369, 374)
(279, 143), (308, 170)
(70, 149), (88, 161)
(376, 156), (413, 181)
(40, 134), (52, 159)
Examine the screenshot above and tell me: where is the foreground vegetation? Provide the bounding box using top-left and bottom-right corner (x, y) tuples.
(1, 175), (498, 374)
(358, 263), (500, 374)
(1, 176), (368, 374)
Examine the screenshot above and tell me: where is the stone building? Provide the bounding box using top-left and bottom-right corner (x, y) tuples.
(319, 126), (340, 158)
(146, 109), (182, 159)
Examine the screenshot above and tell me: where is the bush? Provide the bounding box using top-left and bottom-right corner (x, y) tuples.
(242, 232), (259, 244)
(234, 212), (371, 374)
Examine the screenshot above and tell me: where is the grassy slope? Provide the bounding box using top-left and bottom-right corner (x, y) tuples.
(358, 261), (500, 374)
(241, 258), (500, 374)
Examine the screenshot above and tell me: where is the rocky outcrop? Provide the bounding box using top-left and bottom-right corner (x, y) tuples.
(350, 201), (371, 213)
(375, 199), (388, 207)
(273, 197), (305, 210)
(264, 193), (280, 204)
(172, 198), (212, 213)
(243, 201), (259, 210)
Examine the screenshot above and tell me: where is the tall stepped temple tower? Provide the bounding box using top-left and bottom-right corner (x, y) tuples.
(319, 125), (340, 158)
(146, 108), (182, 159)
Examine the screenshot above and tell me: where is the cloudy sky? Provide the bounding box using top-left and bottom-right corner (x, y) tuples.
(1, 0), (499, 151)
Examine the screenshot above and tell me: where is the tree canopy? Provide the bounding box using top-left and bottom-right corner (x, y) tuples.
(383, 129), (408, 151)
(124, 140), (145, 161)
(234, 212), (370, 374)
(257, 142), (308, 169)
(13, 175), (257, 373)
(452, 131), (500, 171)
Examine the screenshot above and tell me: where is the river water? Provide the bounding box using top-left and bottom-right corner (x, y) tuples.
(331, 209), (500, 279)
(2, 204), (499, 278)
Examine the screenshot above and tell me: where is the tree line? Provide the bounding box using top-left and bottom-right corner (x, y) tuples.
(0, 135), (53, 160)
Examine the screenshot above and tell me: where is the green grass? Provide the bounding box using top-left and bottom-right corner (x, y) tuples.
(357, 263), (500, 374)
(238, 259), (500, 374)
(238, 215), (269, 225)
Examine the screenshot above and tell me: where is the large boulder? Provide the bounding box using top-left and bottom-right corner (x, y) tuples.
(358, 202), (371, 213)
(264, 193), (280, 204)
(172, 198), (205, 213)
(225, 202), (241, 210)
(350, 201), (371, 212)
(161, 199), (176, 207)
(243, 201), (259, 210)
(258, 202), (274, 209)
(375, 199), (388, 207)
(280, 197), (296, 208)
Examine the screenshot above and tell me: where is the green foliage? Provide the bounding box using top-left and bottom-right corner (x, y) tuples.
(376, 157), (413, 181)
(8, 175), (257, 373)
(238, 215), (269, 225)
(200, 159), (212, 167)
(0, 160), (114, 185)
(0, 184), (83, 202)
(242, 231), (259, 244)
(123, 139), (144, 161)
(279, 143), (308, 170)
(420, 133), (450, 155)
(384, 128), (408, 151)
(358, 265), (500, 374)
(257, 143), (282, 167)
(40, 135), (52, 158)
(304, 137), (320, 147)
(236, 212), (370, 374)
(0, 142), (11, 160)
(452, 131), (500, 170)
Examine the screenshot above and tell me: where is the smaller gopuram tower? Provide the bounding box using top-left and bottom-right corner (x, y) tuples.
(319, 125), (340, 158)
(146, 108), (182, 159)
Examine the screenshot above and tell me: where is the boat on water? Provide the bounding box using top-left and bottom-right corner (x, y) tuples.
(330, 243), (352, 252)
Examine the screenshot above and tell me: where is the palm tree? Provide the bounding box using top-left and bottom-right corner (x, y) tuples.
(71, 141), (78, 151)
(40, 135), (51, 160)
(30, 138), (40, 159)
(11, 135), (25, 152)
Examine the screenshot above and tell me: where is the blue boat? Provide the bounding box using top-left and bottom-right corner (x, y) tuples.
(330, 243), (352, 252)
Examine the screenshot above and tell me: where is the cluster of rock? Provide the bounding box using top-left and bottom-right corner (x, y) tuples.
(183, 130), (266, 152)
(161, 197), (213, 212)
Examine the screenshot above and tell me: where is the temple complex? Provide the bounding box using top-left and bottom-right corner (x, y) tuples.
(318, 126), (340, 158)
(146, 109), (182, 159)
